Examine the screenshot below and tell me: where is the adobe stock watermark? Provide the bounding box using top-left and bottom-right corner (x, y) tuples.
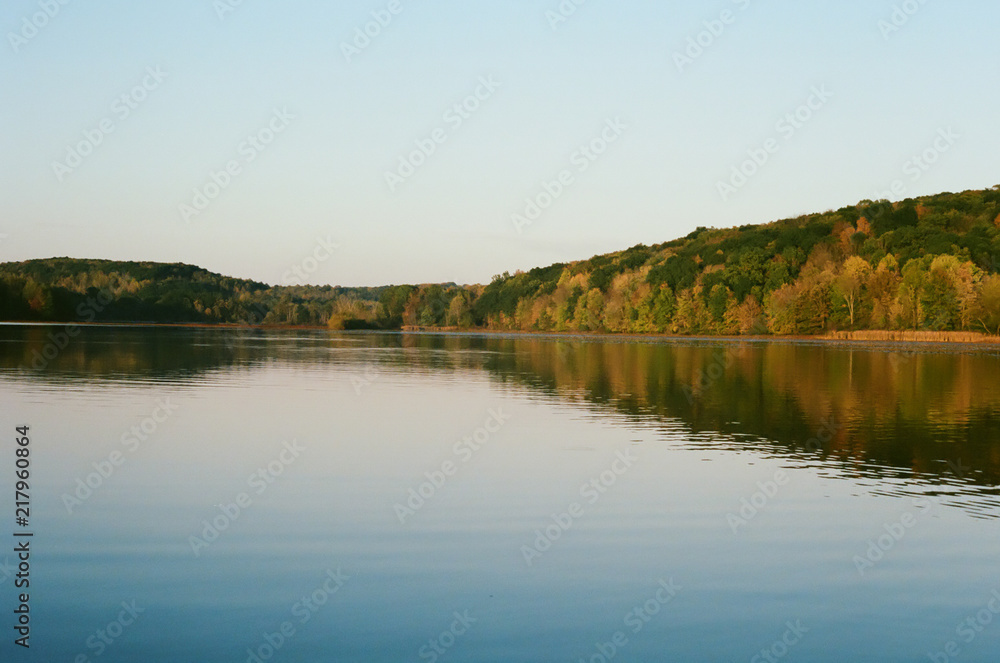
(546, 0), (590, 31)
(750, 620), (809, 663)
(75, 600), (145, 660)
(349, 364), (381, 395)
(879, 0), (932, 40)
(944, 458), (971, 482)
(717, 84), (833, 202)
(394, 408), (511, 523)
(179, 107), (295, 222)
(188, 439), (305, 556)
(726, 469), (789, 534)
(927, 585), (1000, 663)
(384, 76), (501, 193)
(214, 0), (248, 21)
(281, 236), (341, 285)
(0, 557), (13, 584)
(7, 0), (73, 53)
(853, 497), (932, 576)
(244, 568), (349, 663)
(520, 447), (638, 566)
(673, 0), (756, 73)
(574, 578), (681, 663)
(341, 0), (409, 63)
(62, 398), (180, 514)
(52, 66), (168, 182)
(511, 117), (627, 234)
(418, 610), (477, 663)
(800, 417), (841, 454)
(728, 417), (841, 533)
(21, 324), (81, 371)
(869, 127), (959, 202)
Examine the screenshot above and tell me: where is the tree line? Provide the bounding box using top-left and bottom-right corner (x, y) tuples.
(461, 188), (1000, 336)
(2, 187), (999, 336)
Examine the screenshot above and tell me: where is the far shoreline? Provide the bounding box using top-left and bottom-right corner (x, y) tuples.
(2, 320), (999, 350)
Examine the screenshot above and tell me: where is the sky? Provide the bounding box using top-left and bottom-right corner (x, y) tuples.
(1, 0), (998, 287)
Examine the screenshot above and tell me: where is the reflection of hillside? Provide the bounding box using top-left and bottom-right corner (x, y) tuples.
(2, 326), (999, 502)
(392, 334), (1000, 494)
(0, 326), (271, 380)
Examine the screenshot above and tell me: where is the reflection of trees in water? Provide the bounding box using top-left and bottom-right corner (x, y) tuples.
(3, 326), (999, 501)
(388, 334), (1000, 500)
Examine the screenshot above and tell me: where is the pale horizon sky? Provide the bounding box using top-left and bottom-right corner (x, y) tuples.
(2, 0), (998, 287)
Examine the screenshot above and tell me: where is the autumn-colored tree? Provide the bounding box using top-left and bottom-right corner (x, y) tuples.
(765, 283), (798, 335)
(835, 256), (872, 328)
(579, 288), (605, 331)
(673, 287), (709, 334)
(402, 291), (421, 327)
(601, 277), (629, 332)
(730, 295), (766, 335)
(895, 259), (927, 329)
(867, 255), (901, 329)
(446, 293), (473, 328)
(22, 280), (54, 317)
(794, 268), (835, 334)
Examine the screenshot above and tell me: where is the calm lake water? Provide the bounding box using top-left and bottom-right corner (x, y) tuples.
(2, 325), (1000, 662)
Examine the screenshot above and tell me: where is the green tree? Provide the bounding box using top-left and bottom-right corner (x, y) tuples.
(649, 286), (675, 332)
(973, 275), (1000, 334)
(706, 283), (731, 328)
(918, 255), (979, 330)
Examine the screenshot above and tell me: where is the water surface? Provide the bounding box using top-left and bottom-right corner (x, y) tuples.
(1, 326), (999, 661)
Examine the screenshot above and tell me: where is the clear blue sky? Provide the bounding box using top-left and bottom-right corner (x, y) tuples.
(2, 0), (998, 286)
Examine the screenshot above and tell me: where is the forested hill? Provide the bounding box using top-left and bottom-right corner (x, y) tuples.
(467, 187), (1000, 336)
(0, 258), (395, 328)
(3, 187), (1000, 335)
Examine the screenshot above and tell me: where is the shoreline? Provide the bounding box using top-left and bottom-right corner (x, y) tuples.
(2, 320), (999, 349)
(398, 327), (1000, 350)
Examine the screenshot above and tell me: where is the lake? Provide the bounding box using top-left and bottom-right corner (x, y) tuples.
(2, 325), (1000, 662)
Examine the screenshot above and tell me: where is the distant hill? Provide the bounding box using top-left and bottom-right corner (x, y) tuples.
(2, 187), (999, 335)
(0, 258), (393, 328)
